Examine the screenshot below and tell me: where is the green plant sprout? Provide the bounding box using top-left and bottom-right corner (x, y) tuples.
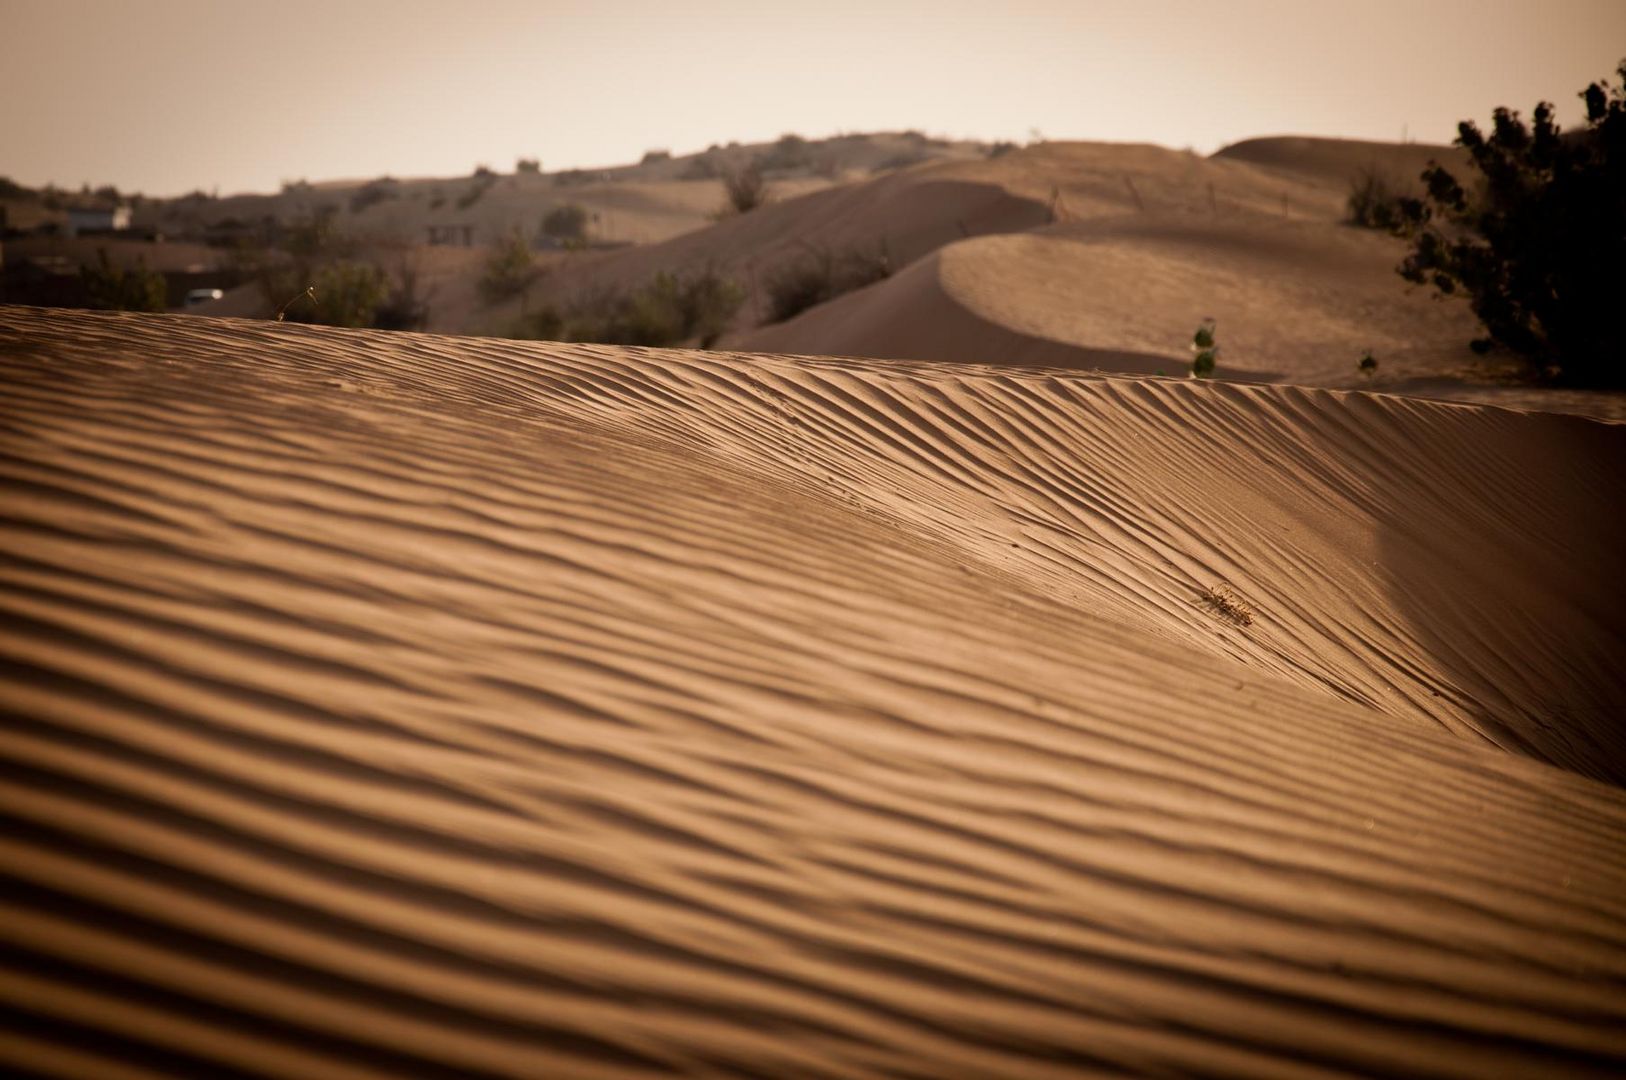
(1191, 317), (1218, 378)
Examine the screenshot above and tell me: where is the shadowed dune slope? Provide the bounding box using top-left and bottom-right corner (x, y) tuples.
(2, 306), (1624, 1078)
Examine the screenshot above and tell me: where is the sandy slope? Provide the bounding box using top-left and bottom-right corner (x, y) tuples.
(728, 138), (1626, 419)
(2, 306), (1624, 1078)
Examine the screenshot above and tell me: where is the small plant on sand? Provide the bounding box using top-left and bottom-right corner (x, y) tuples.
(275, 285), (316, 322)
(1191, 318), (1219, 378)
(1359, 350), (1378, 380)
(1199, 583), (1255, 627)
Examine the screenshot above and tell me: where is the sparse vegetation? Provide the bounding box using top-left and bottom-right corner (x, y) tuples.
(300, 262), (390, 328)
(763, 245), (891, 323)
(516, 158), (541, 174)
(721, 163), (768, 214)
(1359, 350), (1378, 380)
(986, 141), (1019, 159)
(1345, 166), (1405, 229)
(0, 176), (37, 199)
(640, 149), (672, 165)
(515, 269), (744, 348)
(80, 249), (167, 312)
(1392, 59), (1626, 387)
(1191, 318), (1219, 378)
(477, 228), (537, 304)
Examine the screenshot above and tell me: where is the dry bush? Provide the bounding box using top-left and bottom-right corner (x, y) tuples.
(1199, 584), (1255, 627)
(764, 245), (891, 323)
(722, 164), (768, 214)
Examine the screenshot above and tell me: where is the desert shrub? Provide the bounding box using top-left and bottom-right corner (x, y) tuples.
(641, 149), (672, 165)
(1190, 318), (1218, 378)
(682, 155), (721, 180)
(763, 245), (891, 323)
(516, 157), (541, 174)
(472, 164), (496, 179)
(0, 176), (36, 199)
(305, 262), (390, 328)
(1392, 60), (1626, 386)
(722, 163), (768, 214)
(478, 229), (537, 304)
(81, 249), (167, 311)
(986, 141), (1019, 159)
(263, 257), (393, 329)
(1345, 166), (1405, 229)
(552, 270), (744, 348)
(540, 203), (588, 242)
(373, 261), (430, 330)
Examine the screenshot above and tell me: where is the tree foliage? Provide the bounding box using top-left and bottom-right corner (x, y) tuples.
(1393, 60), (1626, 387)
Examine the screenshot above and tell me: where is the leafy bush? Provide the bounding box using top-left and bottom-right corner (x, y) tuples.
(1345, 166), (1405, 229)
(373, 261), (430, 331)
(478, 229), (537, 304)
(763, 245), (891, 323)
(1190, 318), (1218, 378)
(1392, 60), (1626, 386)
(525, 270), (744, 348)
(722, 164), (768, 214)
(304, 262), (390, 328)
(81, 249), (167, 311)
(263, 257), (397, 329)
(540, 203), (588, 242)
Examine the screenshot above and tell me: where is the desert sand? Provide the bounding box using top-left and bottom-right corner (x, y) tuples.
(2, 304), (1623, 1077)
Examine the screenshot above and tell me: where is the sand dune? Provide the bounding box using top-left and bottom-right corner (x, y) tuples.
(2, 306), (1624, 1077)
(736, 214), (1482, 384)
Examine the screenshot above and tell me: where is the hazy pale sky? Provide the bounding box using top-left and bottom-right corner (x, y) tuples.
(5, 0), (1623, 196)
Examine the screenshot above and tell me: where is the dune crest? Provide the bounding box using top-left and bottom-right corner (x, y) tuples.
(2, 307), (1624, 1077)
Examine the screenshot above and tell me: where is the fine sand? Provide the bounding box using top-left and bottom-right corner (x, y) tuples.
(2, 306), (1624, 1077)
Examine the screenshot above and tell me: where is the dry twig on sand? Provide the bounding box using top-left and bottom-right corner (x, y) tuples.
(1199, 583), (1255, 626)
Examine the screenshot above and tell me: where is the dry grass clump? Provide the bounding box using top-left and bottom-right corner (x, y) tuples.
(1199, 583), (1255, 626)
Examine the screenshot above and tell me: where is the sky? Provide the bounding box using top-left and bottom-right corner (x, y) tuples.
(4, 0), (1623, 197)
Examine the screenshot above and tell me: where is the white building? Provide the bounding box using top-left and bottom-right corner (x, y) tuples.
(66, 204), (132, 236)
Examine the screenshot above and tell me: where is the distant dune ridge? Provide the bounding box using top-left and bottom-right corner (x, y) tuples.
(2, 306), (1625, 1077)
